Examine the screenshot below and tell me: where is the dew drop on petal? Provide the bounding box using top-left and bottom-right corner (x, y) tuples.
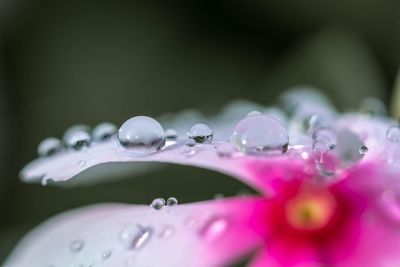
(118, 116), (166, 155)
(150, 198), (165, 210)
(230, 114), (289, 155)
(63, 125), (91, 150)
(199, 216), (229, 242)
(186, 139), (196, 147)
(92, 122), (117, 141)
(215, 143), (235, 158)
(165, 128), (178, 140)
(69, 240), (84, 253)
(187, 123), (213, 143)
(101, 250), (112, 260)
(119, 225), (153, 249)
(37, 137), (63, 157)
(312, 127), (337, 152)
(246, 110), (262, 116)
(387, 126), (400, 143)
(159, 225), (174, 239)
(359, 145), (368, 155)
(166, 197), (178, 206)
(359, 97), (387, 116)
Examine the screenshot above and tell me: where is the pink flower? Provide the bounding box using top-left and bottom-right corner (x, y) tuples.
(5, 89), (400, 267)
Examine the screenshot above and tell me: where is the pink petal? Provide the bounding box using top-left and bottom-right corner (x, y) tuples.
(5, 197), (264, 267)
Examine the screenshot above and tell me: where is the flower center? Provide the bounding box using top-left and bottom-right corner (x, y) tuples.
(286, 191), (336, 231)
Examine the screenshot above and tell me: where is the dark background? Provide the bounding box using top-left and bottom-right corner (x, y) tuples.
(0, 0), (399, 265)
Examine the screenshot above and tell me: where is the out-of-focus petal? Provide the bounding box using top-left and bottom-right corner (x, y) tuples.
(5, 197), (264, 267)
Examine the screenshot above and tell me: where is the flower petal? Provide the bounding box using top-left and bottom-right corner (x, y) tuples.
(5, 197), (264, 267)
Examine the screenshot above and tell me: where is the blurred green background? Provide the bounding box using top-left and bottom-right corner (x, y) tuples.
(0, 0), (399, 265)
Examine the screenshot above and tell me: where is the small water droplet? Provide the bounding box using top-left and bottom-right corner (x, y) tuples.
(199, 216), (229, 242)
(187, 123), (213, 143)
(230, 114), (289, 155)
(37, 137), (63, 156)
(214, 193), (224, 200)
(118, 116), (166, 155)
(101, 250), (112, 260)
(312, 127), (337, 152)
(92, 122), (117, 141)
(186, 139), (196, 147)
(359, 145), (368, 155)
(69, 240), (84, 253)
(359, 97), (387, 116)
(77, 160), (86, 168)
(119, 225), (153, 249)
(63, 125), (91, 150)
(151, 198), (165, 210)
(246, 110), (262, 116)
(387, 126), (400, 143)
(159, 225), (174, 239)
(166, 197), (178, 206)
(215, 143), (235, 158)
(165, 128), (178, 140)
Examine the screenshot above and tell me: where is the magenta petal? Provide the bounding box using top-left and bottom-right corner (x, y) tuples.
(5, 197), (264, 267)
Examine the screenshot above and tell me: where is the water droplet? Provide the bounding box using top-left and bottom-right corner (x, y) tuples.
(69, 240), (84, 252)
(387, 126), (400, 143)
(118, 116), (166, 155)
(359, 97), (387, 116)
(92, 122), (117, 141)
(187, 123), (213, 143)
(166, 197), (178, 206)
(246, 110), (262, 116)
(159, 225), (174, 239)
(199, 217), (229, 242)
(215, 143), (235, 158)
(101, 250), (112, 260)
(37, 137), (63, 156)
(63, 125), (91, 150)
(77, 160), (86, 168)
(186, 139), (196, 147)
(165, 128), (178, 140)
(150, 198), (165, 210)
(230, 114), (289, 155)
(359, 145), (368, 155)
(312, 127), (337, 152)
(119, 225), (153, 249)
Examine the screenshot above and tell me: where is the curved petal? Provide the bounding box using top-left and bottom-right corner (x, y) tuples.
(5, 197), (264, 267)
(326, 163), (400, 267)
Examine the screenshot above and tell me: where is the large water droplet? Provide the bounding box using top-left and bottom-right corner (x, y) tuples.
(37, 137), (63, 156)
(199, 216), (229, 242)
(150, 198), (165, 210)
(246, 110), (262, 116)
(69, 240), (84, 253)
(166, 197), (178, 206)
(63, 125), (91, 150)
(230, 114), (289, 155)
(118, 116), (166, 155)
(187, 123), (213, 143)
(119, 225), (153, 249)
(387, 126), (400, 143)
(92, 122), (117, 141)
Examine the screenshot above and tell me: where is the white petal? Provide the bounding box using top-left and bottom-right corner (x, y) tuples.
(5, 198), (263, 267)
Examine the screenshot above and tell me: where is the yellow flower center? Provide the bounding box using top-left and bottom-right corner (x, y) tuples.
(286, 192), (336, 230)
